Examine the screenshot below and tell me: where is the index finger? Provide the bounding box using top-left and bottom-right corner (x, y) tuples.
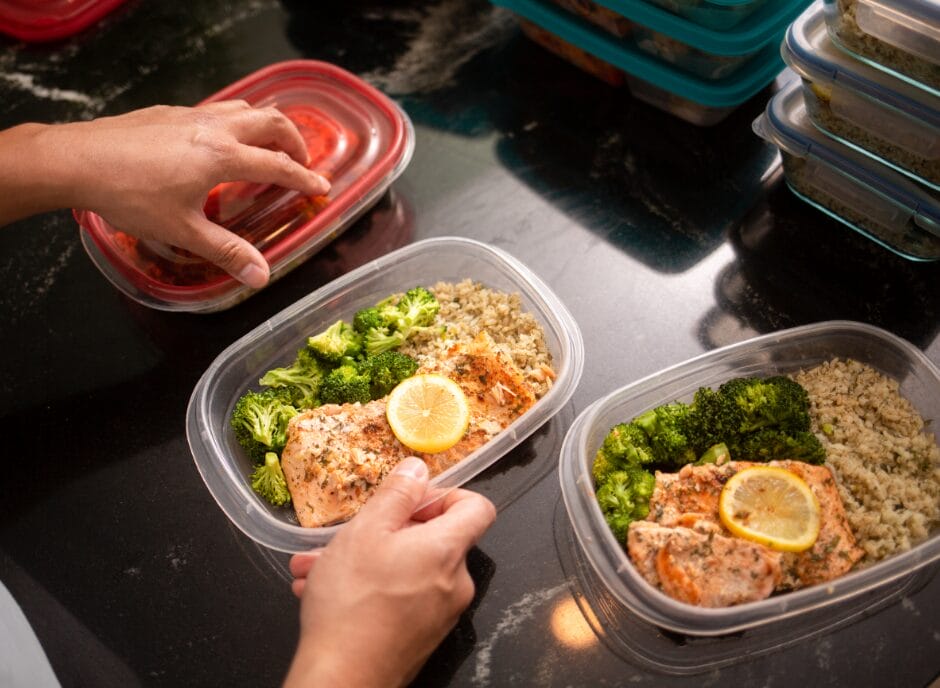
(208, 101), (311, 165)
(413, 490), (496, 550)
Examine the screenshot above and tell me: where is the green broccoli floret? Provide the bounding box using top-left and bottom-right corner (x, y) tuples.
(319, 363), (372, 405)
(393, 286), (440, 334)
(258, 346), (327, 409)
(359, 351), (419, 398)
(307, 320), (363, 363)
(696, 442), (731, 465)
(251, 452), (291, 506)
(352, 306), (391, 335)
(716, 375), (812, 436)
(592, 422), (655, 485)
(230, 388), (298, 462)
(729, 429), (826, 465)
(595, 467), (656, 542)
(634, 402), (697, 465)
(363, 326), (407, 357)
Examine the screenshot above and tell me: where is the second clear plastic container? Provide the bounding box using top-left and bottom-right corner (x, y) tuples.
(783, 1), (940, 190)
(753, 79), (940, 261)
(186, 237), (585, 553)
(558, 320), (940, 636)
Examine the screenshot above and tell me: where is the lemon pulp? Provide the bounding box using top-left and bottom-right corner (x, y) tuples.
(718, 465), (822, 553)
(386, 374), (470, 454)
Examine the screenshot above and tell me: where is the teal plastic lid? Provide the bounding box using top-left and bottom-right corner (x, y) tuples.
(588, 0), (813, 55)
(497, 0), (786, 107)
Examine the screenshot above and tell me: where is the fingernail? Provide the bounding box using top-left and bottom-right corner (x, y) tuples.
(310, 171), (331, 196)
(237, 263), (268, 289)
(394, 457), (428, 480)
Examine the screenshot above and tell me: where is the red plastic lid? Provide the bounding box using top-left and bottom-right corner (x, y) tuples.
(75, 60), (415, 313)
(0, 0), (128, 42)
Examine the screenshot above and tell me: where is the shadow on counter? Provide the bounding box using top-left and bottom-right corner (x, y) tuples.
(698, 176), (940, 352)
(490, 34), (780, 273)
(280, 1), (781, 273)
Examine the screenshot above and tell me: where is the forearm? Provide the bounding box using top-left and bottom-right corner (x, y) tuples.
(0, 122), (84, 226)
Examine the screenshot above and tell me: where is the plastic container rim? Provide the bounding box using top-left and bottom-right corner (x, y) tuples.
(187, 236), (586, 553)
(558, 319), (940, 635)
(75, 59), (415, 313)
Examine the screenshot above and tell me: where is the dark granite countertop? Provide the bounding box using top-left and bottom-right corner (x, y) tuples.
(1, 1), (938, 686)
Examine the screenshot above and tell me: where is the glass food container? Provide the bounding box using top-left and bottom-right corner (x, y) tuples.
(76, 60), (415, 313)
(754, 79), (940, 261)
(558, 320), (940, 636)
(784, 1), (939, 190)
(822, 0), (940, 94)
(187, 237), (585, 553)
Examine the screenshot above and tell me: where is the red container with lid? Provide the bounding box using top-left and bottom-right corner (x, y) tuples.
(75, 60), (415, 313)
(0, 0), (128, 42)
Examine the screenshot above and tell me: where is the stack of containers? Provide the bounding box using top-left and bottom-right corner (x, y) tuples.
(753, 0), (940, 261)
(491, 0), (812, 125)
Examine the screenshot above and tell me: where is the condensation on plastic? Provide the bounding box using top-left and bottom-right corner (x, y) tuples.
(558, 320), (940, 636)
(186, 237), (585, 553)
(76, 60), (414, 313)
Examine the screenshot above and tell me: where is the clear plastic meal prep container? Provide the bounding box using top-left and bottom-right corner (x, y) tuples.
(822, 0), (940, 95)
(546, 0), (810, 80)
(0, 0), (127, 42)
(753, 78), (940, 262)
(186, 237), (585, 553)
(76, 59), (415, 313)
(496, 0), (787, 125)
(558, 320), (940, 636)
(785, 1), (940, 190)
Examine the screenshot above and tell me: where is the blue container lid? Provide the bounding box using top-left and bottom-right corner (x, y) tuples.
(587, 0), (812, 55)
(784, 1), (940, 130)
(755, 79), (940, 241)
(497, 0), (786, 107)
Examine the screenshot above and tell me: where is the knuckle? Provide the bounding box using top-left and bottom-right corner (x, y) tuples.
(208, 237), (244, 269)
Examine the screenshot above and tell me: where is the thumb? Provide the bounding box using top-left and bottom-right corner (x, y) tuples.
(353, 457), (429, 531)
(185, 215), (270, 289)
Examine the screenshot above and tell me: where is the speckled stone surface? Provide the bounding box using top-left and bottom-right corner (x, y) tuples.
(1, 1), (938, 687)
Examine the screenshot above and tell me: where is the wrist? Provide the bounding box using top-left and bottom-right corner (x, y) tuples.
(0, 122), (85, 225)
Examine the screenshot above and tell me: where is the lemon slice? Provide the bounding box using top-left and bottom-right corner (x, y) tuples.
(386, 374), (470, 453)
(718, 466), (821, 552)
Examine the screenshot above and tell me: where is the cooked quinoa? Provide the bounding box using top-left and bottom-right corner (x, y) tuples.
(830, 0), (939, 90)
(400, 279), (555, 399)
(793, 358), (940, 564)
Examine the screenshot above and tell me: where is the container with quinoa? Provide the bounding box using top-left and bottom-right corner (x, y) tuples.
(822, 0), (940, 94)
(784, 1), (940, 190)
(559, 320), (940, 635)
(187, 237), (584, 553)
(753, 79), (940, 262)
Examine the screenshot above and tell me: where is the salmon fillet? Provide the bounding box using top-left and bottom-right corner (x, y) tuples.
(628, 520), (782, 607)
(280, 331), (540, 527)
(629, 461), (864, 605)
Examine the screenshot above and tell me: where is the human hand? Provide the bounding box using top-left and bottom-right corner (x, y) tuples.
(284, 457), (497, 688)
(8, 101), (330, 288)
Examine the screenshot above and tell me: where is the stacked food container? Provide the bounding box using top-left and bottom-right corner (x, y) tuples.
(0, 0), (128, 41)
(754, 0), (940, 261)
(491, 0), (812, 125)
